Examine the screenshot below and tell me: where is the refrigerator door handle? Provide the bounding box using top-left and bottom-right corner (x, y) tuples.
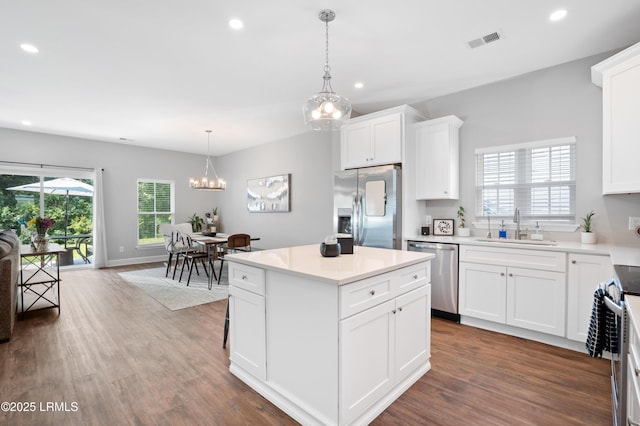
(352, 193), (358, 245)
(357, 193), (364, 245)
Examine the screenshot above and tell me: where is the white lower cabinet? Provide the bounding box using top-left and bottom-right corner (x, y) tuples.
(459, 245), (567, 337)
(506, 267), (566, 336)
(339, 285), (430, 425)
(460, 262), (565, 335)
(228, 263), (266, 380)
(566, 253), (614, 342)
(459, 262), (507, 323)
(340, 299), (395, 424)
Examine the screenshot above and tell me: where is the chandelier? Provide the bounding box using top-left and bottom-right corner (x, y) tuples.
(189, 130), (226, 191)
(302, 9), (352, 131)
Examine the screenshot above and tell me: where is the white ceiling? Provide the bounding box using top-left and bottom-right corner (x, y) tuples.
(2, 1), (640, 156)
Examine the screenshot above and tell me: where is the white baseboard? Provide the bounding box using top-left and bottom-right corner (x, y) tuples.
(461, 316), (587, 353)
(106, 254), (165, 268)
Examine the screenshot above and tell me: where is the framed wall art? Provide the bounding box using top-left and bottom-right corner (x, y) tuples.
(247, 173), (290, 213)
(432, 219), (454, 236)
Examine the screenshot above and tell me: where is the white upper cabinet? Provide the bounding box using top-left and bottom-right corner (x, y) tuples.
(414, 115), (463, 200)
(340, 105), (425, 170)
(592, 42), (640, 194)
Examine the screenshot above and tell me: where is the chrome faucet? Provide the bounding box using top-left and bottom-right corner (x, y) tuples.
(513, 207), (527, 240)
(486, 214), (492, 239)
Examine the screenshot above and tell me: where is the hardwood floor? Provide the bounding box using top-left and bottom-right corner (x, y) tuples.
(1, 264), (611, 425)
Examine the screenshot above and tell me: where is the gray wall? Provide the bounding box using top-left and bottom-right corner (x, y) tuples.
(411, 50), (640, 246)
(211, 131), (334, 250)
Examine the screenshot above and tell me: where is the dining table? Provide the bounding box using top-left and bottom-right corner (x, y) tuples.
(189, 233), (260, 289)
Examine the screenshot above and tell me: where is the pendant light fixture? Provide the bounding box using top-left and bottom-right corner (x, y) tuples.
(302, 9), (352, 131)
(189, 130), (226, 191)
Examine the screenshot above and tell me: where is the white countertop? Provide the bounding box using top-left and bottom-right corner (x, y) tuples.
(226, 244), (434, 285)
(406, 235), (640, 267)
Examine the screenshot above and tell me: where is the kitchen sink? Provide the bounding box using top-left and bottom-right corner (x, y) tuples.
(473, 238), (559, 246)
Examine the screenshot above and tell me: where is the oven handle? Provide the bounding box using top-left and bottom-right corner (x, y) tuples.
(604, 294), (624, 317)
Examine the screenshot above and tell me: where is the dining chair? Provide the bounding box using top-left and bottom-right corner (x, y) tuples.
(217, 233), (251, 285)
(219, 234), (251, 348)
(159, 224), (177, 277)
(178, 233), (216, 285)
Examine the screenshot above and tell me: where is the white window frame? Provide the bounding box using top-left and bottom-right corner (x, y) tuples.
(474, 137), (577, 231)
(136, 178), (175, 248)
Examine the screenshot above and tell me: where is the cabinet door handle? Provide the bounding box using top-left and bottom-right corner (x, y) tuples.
(508, 273), (513, 277)
(412, 274), (418, 280)
(392, 309), (396, 314)
(398, 307), (403, 312)
(242, 275), (248, 280)
(571, 260), (577, 264)
(369, 290), (376, 296)
(635, 367), (640, 377)
(443, 190), (448, 194)
(500, 272), (505, 276)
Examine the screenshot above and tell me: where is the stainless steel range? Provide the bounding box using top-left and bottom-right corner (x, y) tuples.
(604, 264), (640, 426)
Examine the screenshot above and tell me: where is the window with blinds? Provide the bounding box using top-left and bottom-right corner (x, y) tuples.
(475, 137), (576, 221)
(137, 179), (174, 245)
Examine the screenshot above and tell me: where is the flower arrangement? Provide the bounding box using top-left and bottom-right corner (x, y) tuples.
(28, 216), (55, 236)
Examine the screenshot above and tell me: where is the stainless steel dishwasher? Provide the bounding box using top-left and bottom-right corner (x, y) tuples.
(407, 241), (459, 322)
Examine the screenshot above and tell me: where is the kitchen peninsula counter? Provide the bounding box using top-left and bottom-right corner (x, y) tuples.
(225, 245), (433, 426)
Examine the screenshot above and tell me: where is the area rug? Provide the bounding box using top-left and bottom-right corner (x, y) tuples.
(118, 263), (228, 311)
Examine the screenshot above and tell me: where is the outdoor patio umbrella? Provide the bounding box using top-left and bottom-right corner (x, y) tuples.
(7, 177), (94, 237)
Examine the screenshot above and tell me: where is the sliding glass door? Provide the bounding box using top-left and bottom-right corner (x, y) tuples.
(0, 167), (95, 266)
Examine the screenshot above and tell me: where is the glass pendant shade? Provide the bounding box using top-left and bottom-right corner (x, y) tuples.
(303, 9), (351, 131)
(189, 130), (226, 191)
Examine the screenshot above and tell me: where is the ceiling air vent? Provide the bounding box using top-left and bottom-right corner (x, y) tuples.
(467, 30), (503, 49)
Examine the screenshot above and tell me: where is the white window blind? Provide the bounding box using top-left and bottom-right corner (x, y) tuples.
(475, 137), (576, 221)
(137, 179), (174, 246)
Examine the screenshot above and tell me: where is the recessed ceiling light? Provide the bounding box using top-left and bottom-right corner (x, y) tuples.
(229, 18), (243, 30)
(354, 82), (364, 89)
(21, 120), (32, 126)
(20, 43), (39, 53)
(549, 9), (567, 21)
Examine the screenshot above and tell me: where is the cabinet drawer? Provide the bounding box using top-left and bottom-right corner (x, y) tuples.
(460, 245), (566, 272)
(392, 263), (430, 294)
(340, 274), (393, 319)
(228, 262), (266, 295)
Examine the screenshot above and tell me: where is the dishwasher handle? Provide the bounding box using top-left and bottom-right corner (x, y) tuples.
(409, 242), (458, 251)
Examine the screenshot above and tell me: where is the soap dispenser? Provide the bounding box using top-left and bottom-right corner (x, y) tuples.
(531, 221), (544, 241)
(499, 220), (507, 239)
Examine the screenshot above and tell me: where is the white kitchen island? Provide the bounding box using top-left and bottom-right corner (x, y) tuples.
(225, 244), (433, 426)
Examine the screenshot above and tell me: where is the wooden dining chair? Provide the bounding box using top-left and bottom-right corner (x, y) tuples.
(178, 234), (216, 285)
(217, 234), (251, 285)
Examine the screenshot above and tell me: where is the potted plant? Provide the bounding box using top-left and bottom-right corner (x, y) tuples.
(580, 210), (597, 244)
(189, 213), (203, 232)
(457, 206), (470, 237)
(212, 207), (219, 223)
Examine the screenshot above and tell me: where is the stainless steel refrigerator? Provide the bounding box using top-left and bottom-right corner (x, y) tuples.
(333, 165), (402, 249)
